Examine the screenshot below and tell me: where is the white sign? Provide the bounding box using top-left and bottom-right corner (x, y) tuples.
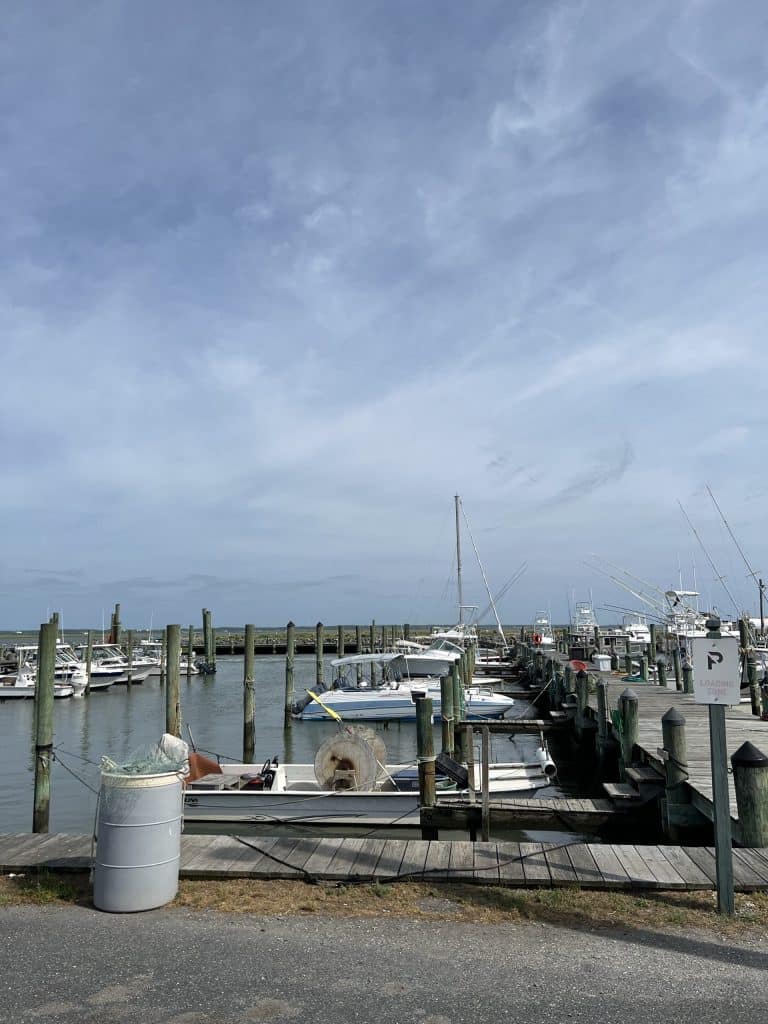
(690, 636), (741, 705)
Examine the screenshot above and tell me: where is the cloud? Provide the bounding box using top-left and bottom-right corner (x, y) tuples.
(1, 2), (767, 625)
(550, 442), (636, 506)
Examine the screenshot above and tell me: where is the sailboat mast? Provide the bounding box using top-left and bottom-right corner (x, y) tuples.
(455, 494), (464, 625)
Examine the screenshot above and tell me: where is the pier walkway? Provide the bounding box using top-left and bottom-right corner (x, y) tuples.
(3, 832), (768, 891)
(583, 680), (768, 833)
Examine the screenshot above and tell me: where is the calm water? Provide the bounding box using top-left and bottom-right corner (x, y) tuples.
(0, 655), (582, 838)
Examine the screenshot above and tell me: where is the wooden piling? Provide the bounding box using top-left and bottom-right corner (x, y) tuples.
(661, 707), (689, 842)
(683, 661), (694, 694)
(656, 658), (667, 688)
(575, 670), (588, 734)
(672, 647), (682, 691)
(186, 625), (194, 679)
(165, 625), (181, 737)
(335, 623), (344, 661)
(451, 662), (464, 760)
(481, 725), (490, 841)
(618, 688), (638, 779)
(32, 621), (57, 833)
(284, 621), (295, 724)
(202, 608), (216, 671)
(440, 674), (454, 756)
(355, 625), (363, 684)
(747, 654), (759, 716)
(415, 696), (436, 839)
(596, 679), (610, 765)
(243, 624), (255, 763)
(624, 653), (632, 676)
(731, 742), (768, 847)
(315, 622), (324, 688)
(126, 628), (134, 687)
(84, 630), (93, 696)
(112, 603), (122, 647)
(649, 623), (657, 655)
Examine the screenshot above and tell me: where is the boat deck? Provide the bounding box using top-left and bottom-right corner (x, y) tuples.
(3, 833), (768, 891)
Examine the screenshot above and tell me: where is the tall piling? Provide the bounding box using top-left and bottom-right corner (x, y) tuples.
(440, 674), (454, 756)
(284, 621), (295, 725)
(165, 624), (181, 737)
(243, 623), (256, 763)
(315, 622), (324, 688)
(32, 621), (57, 833)
(618, 688), (639, 779)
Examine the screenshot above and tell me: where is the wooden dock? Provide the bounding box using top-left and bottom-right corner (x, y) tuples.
(583, 680), (768, 839)
(3, 833), (768, 891)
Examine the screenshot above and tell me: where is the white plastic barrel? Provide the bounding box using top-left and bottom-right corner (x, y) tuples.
(92, 770), (183, 913)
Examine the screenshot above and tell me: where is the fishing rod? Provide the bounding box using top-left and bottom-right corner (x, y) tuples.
(706, 484), (765, 631)
(677, 500), (740, 618)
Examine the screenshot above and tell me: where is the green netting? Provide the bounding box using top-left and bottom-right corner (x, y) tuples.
(101, 733), (189, 775)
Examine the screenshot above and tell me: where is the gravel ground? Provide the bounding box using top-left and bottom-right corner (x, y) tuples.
(1, 904), (766, 1023)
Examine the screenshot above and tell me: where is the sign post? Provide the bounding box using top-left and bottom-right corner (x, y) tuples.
(691, 616), (737, 914)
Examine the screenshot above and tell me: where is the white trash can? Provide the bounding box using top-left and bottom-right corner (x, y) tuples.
(592, 653), (612, 672)
(92, 770), (183, 913)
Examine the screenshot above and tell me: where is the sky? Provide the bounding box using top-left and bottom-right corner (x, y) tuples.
(2, 1), (767, 629)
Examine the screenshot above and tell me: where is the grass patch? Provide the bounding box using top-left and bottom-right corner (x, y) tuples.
(0, 871), (91, 906)
(2, 872), (768, 936)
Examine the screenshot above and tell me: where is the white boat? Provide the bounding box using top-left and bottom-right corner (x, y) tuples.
(0, 668), (74, 700)
(75, 643), (152, 685)
(292, 654), (515, 722)
(182, 729), (556, 828)
(137, 639), (199, 676)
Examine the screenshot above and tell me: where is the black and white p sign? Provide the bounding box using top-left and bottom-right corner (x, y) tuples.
(690, 636), (740, 705)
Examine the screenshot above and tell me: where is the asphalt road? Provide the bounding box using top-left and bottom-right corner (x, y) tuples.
(1, 904), (766, 1023)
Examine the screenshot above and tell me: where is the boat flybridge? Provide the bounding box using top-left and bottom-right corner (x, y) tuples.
(531, 611), (555, 647)
(291, 652), (515, 722)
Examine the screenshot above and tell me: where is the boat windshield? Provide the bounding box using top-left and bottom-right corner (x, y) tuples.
(426, 639), (464, 654)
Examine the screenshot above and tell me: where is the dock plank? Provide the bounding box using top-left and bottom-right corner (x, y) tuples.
(373, 838), (409, 879)
(610, 845), (658, 886)
(565, 844), (602, 886)
(658, 846), (713, 889)
(398, 840), (429, 879)
(302, 839), (347, 878)
(322, 838), (367, 880)
(448, 841), (476, 881)
(182, 836), (241, 876)
(422, 841), (452, 881)
(519, 842), (550, 886)
(496, 842), (525, 885)
(682, 846), (718, 885)
(731, 849), (768, 890)
(473, 842), (500, 883)
(347, 839), (387, 880)
(217, 836), (284, 875)
(544, 844), (579, 885)
(589, 845), (630, 887)
(633, 846), (686, 889)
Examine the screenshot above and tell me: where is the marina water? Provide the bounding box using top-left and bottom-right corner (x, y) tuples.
(0, 654), (580, 837)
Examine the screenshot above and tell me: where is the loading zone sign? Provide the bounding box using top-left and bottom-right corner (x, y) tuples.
(690, 636), (740, 705)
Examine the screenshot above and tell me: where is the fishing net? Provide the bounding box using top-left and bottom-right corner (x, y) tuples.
(101, 733), (189, 776)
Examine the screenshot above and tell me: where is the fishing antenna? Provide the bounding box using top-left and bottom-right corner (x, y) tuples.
(678, 500), (740, 616)
(460, 502), (506, 645)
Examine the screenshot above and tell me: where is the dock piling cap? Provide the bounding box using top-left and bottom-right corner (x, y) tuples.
(731, 741), (768, 769)
(661, 707), (686, 725)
